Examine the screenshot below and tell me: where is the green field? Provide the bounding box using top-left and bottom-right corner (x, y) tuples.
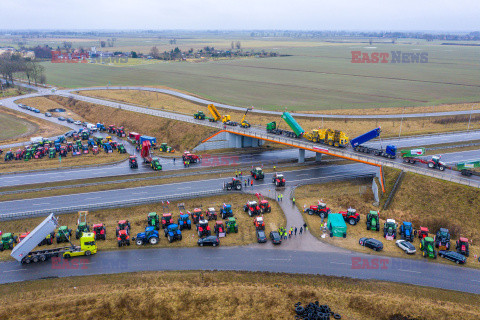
(35, 39), (480, 111)
(0, 112), (35, 141)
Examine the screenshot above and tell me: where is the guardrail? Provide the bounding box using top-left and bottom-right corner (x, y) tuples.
(0, 189), (226, 221)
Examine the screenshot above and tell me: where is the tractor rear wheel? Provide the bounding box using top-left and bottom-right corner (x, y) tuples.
(39, 255), (46, 262)
(428, 162), (434, 168)
(64, 254), (71, 259)
(168, 235), (173, 243)
(348, 218), (356, 225)
(200, 243), (204, 246)
(236, 184), (241, 190)
(213, 243), (217, 247)
(307, 210), (313, 216)
(85, 251), (91, 256)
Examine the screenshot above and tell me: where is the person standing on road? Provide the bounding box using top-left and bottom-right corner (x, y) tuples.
(299, 226), (303, 235)
(303, 222), (308, 231)
(288, 230), (292, 239)
(248, 178), (250, 185)
(173, 157), (175, 164)
(250, 180), (253, 187)
(292, 197), (295, 205)
(280, 194), (283, 202)
(295, 227), (297, 236)
(290, 226), (293, 236)
(244, 180), (247, 187)
(274, 165), (276, 171)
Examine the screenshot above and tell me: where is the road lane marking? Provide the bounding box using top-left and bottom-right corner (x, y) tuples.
(472, 280), (480, 283)
(85, 197), (101, 200)
(398, 269), (421, 274)
(265, 258), (291, 261)
(32, 203), (50, 206)
(330, 262), (350, 265)
(3, 269), (27, 273)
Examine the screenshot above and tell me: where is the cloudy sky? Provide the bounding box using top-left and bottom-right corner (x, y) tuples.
(1, 0), (479, 31)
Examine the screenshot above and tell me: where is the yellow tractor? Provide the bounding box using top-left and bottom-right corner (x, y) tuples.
(325, 129), (349, 147)
(304, 129), (327, 143)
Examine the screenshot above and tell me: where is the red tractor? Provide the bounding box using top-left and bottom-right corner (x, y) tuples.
(214, 221), (226, 237)
(243, 201), (261, 217)
(205, 207), (217, 221)
(182, 152), (200, 163)
(304, 201), (331, 219)
(92, 223), (106, 240)
(116, 220), (131, 237)
(456, 237), (470, 257)
(196, 219), (211, 237)
(108, 125), (116, 134)
(19, 232), (30, 242)
(272, 173), (286, 187)
(254, 216), (265, 230)
(339, 208), (361, 225)
(418, 227), (429, 239)
(161, 213), (174, 229)
(190, 208), (204, 224)
(116, 126), (126, 137)
(117, 229), (130, 247)
(129, 156), (138, 169)
(92, 146), (99, 155)
(255, 193), (271, 213)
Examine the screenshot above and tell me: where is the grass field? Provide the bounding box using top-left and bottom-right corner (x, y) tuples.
(77, 89), (480, 137)
(37, 40), (480, 111)
(0, 111), (35, 141)
(294, 172), (480, 269)
(0, 194), (285, 262)
(1, 271), (479, 320)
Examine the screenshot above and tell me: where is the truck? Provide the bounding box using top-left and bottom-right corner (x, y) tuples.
(222, 114), (238, 126)
(86, 123), (97, 132)
(325, 129), (349, 147)
(266, 112), (304, 138)
(140, 136), (157, 149)
(207, 104), (221, 122)
(455, 160), (480, 176)
(350, 127), (396, 159)
(10, 213), (97, 264)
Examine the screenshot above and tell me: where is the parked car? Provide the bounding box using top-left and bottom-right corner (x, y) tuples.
(438, 250), (466, 264)
(256, 230), (267, 243)
(65, 130), (76, 137)
(74, 120), (82, 125)
(44, 112), (52, 117)
(33, 109), (40, 113)
(396, 239), (416, 254)
(269, 231), (282, 245)
(197, 235), (219, 247)
(359, 237), (383, 251)
(58, 117), (66, 121)
(67, 118), (74, 123)
(26, 106), (32, 111)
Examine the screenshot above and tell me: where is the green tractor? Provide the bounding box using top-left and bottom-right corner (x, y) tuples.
(48, 148), (56, 159)
(75, 222), (90, 239)
(366, 211), (380, 231)
(24, 149), (33, 161)
(148, 212), (160, 230)
(159, 143), (175, 153)
(420, 237), (437, 259)
(56, 226), (72, 244)
(151, 157), (162, 171)
(117, 144), (127, 154)
(250, 167), (265, 180)
(0, 233), (18, 251)
(225, 217), (239, 234)
(194, 111), (206, 120)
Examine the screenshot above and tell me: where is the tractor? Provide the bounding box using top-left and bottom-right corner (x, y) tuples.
(225, 217), (239, 234)
(109, 141), (118, 150)
(88, 138), (96, 148)
(117, 144), (127, 154)
(19, 232), (30, 242)
(254, 216), (265, 230)
(427, 155), (447, 171)
(82, 144), (89, 154)
(224, 178), (242, 191)
(117, 229), (130, 247)
(108, 125), (116, 134)
(194, 111), (206, 120)
(214, 221), (226, 237)
(159, 143), (175, 153)
(116, 126), (126, 137)
(148, 212), (160, 230)
(161, 213), (174, 229)
(435, 228), (451, 250)
(178, 214), (192, 230)
(456, 237), (470, 257)
(129, 156), (138, 168)
(66, 142), (74, 152)
(420, 237), (437, 259)
(92, 146), (99, 155)
(205, 207), (217, 221)
(164, 224), (182, 243)
(59, 146), (67, 157)
(366, 211), (380, 231)
(48, 148), (56, 159)
(220, 204), (234, 219)
(103, 143), (113, 153)
(75, 211), (90, 239)
(339, 208), (360, 225)
(56, 226), (72, 243)
(255, 193), (271, 213)
(92, 223), (106, 240)
(81, 131), (89, 140)
(190, 208), (204, 224)
(251, 167), (264, 180)
(196, 220), (211, 237)
(304, 201), (331, 219)
(182, 152), (199, 163)
(272, 173), (286, 187)
(38, 232), (55, 246)
(97, 123), (106, 131)
(151, 157), (162, 171)
(116, 220), (131, 237)
(4, 151), (14, 161)
(383, 219), (397, 240)
(244, 201), (261, 217)
(418, 227), (429, 239)
(0, 233), (18, 251)
(399, 222), (415, 242)
(132, 226), (159, 245)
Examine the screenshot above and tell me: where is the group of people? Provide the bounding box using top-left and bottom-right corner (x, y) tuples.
(278, 223), (308, 240)
(277, 194), (283, 202)
(244, 178), (254, 187)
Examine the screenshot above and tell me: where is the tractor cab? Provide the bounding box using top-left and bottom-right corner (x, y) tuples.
(76, 222), (90, 239)
(178, 214), (192, 230)
(435, 228), (451, 250)
(148, 212), (160, 230)
(251, 167), (264, 180)
(129, 156), (138, 168)
(205, 207), (217, 221)
(383, 219), (397, 240)
(456, 237), (470, 257)
(244, 201), (261, 217)
(420, 237), (437, 259)
(196, 220), (211, 237)
(164, 224), (182, 243)
(151, 157), (162, 171)
(0, 233), (18, 251)
(214, 221), (226, 237)
(340, 208), (360, 225)
(366, 211), (380, 231)
(56, 226), (72, 243)
(190, 208), (204, 224)
(19, 232), (30, 242)
(161, 213), (173, 229)
(92, 223), (106, 240)
(400, 221), (415, 242)
(117, 229), (130, 247)
(254, 216), (265, 230)
(221, 204), (234, 219)
(418, 227), (429, 239)
(225, 217), (238, 234)
(273, 173), (286, 187)
(4, 151), (14, 161)
(116, 220), (131, 236)
(117, 144), (126, 154)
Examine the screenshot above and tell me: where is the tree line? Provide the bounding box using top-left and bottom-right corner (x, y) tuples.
(0, 52), (46, 87)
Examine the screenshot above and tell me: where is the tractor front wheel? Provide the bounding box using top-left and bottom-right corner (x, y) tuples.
(307, 210), (313, 216)
(168, 235), (173, 243)
(85, 251), (91, 256)
(149, 237), (159, 245)
(348, 218), (356, 225)
(136, 239), (143, 246)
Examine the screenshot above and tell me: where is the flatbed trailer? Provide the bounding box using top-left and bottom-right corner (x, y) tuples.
(455, 161), (480, 176)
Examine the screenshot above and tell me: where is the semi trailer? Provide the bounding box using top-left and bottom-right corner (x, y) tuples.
(350, 127), (396, 159)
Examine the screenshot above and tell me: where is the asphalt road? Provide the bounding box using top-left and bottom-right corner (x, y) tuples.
(0, 164), (376, 216)
(1, 246), (479, 294)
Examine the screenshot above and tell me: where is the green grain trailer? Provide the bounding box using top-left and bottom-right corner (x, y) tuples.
(400, 148), (425, 158)
(327, 213), (347, 238)
(281, 112), (305, 138)
(456, 161), (480, 176)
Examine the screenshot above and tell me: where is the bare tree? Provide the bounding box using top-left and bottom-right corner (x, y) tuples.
(235, 41), (241, 49)
(150, 46), (160, 59)
(100, 41), (106, 48)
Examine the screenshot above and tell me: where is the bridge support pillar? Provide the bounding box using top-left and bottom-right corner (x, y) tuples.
(315, 153), (322, 162)
(298, 149), (305, 163)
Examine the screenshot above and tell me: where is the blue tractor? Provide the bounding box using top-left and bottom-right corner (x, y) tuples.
(97, 123), (106, 131)
(54, 142), (61, 152)
(178, 214), (192, 230)
(103, 143), (113, 153)
(221, 203), (234, 219)
(164, 224), (182, 243)
(132, 226), (159, 245)
(88, 138), (96, 148)
(399, 222), (416, 242)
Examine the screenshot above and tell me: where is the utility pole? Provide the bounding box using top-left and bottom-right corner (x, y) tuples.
(399, 106), (406, 138)
(467, 104), (474, 131)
